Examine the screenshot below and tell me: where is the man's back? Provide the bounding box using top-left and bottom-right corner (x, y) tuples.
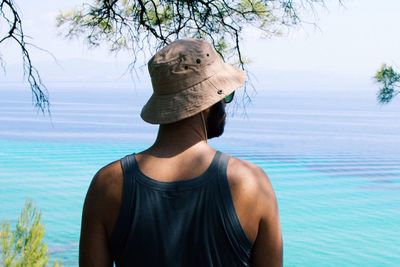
(79, 145), (282, 266)
(111, 150), (252, 266)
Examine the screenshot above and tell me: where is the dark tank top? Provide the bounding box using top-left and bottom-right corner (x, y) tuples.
(110, 151), (253, 266)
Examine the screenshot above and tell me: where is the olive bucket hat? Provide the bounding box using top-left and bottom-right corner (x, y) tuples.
(141, 39), (246, 124)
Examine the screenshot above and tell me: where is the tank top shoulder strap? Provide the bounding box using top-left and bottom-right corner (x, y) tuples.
(216, 152), (253, 251)
(110, 153), (137, 257)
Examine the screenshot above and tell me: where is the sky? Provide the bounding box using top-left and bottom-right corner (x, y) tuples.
(1, 0), (400, 92)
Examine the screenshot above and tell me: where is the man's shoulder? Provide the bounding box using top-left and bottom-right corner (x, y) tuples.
(226, 156), (276, 208)
(86, 160), (123, 211)
(84, 159), (124, 236)
(224, 155), (278, 242)
(90, 160), (123, 196)
(227, 156), (272, 191)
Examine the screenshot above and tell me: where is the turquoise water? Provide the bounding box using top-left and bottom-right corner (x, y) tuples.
(1, 86), (400, 266)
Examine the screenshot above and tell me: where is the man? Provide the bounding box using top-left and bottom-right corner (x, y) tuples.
(80, 39), (282, 267)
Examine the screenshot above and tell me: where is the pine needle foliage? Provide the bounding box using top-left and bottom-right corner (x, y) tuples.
(375, 64), (400, 104)
(56, 0), (331, 69)
(1, 0), (341, 109)
(0, 200), (62, 267)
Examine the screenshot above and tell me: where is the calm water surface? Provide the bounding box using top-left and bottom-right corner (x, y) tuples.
(1, 85), (399, 266)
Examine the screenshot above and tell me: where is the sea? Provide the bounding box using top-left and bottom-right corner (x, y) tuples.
(1, 82), (399, 266)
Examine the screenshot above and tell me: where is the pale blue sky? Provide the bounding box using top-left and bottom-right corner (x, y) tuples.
(2, 0), (400, 92)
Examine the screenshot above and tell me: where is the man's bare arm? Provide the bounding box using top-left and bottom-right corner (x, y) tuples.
(251, 168), (283, 267)
(228, 158), (283, 267)
(79, 162), (123, 267)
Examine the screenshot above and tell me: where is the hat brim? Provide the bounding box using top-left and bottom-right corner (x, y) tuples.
(141, 61), (246, 124)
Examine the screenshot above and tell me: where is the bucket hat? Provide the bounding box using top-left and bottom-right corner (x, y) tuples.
(141, 39), (246, 124)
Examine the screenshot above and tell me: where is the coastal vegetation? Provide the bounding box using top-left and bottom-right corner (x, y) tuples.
(0, 200), (62, 267)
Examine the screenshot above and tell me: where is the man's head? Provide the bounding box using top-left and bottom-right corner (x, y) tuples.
(141, 39), (245, 129)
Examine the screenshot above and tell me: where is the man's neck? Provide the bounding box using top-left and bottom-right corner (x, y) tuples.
(144, 114), (210, 158)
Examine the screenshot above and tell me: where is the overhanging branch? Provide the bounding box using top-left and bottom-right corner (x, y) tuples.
(0, 0), (49, 113)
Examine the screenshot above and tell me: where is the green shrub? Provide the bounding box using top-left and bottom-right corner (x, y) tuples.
(0, 200), (62, 267)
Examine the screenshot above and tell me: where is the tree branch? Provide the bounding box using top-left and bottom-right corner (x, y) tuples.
(0, 0), (50, 113)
